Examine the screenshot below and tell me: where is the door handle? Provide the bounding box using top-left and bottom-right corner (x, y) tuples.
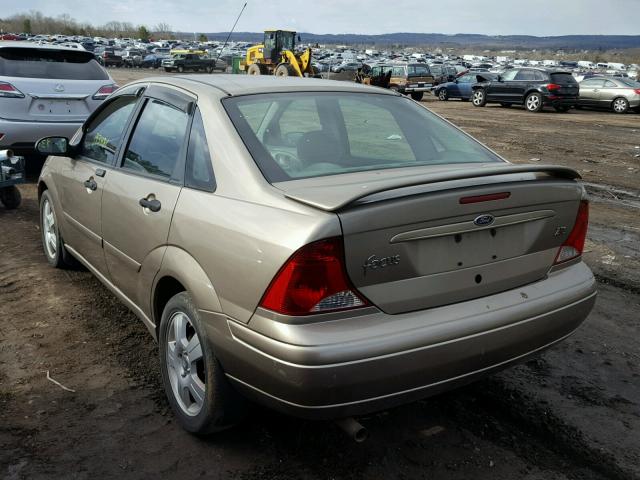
(139, 197), (161, 212)
(83, 178), (97, 191)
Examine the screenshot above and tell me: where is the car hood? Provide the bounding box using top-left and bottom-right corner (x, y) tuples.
(272, 163), (580, 211)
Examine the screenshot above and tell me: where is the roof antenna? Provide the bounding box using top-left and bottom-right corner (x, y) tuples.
(216, 2), (248, 66)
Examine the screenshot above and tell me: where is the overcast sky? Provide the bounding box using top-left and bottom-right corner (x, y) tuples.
(10, 0), (640, 35)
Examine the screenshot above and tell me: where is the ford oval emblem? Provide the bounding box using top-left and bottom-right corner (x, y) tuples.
(474, 214), (495, 226)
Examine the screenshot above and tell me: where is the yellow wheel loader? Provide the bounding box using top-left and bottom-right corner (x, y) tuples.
(245, 30), (319, 77)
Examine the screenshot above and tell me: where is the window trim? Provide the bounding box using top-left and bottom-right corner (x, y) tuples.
(114, 87), (194, 184)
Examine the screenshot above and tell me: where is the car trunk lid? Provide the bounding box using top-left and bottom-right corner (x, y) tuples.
(275, 164), (583, 314)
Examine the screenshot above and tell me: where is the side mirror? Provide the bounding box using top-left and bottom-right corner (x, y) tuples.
(36, 136), (70, 155)
(297, 35), (301, 42)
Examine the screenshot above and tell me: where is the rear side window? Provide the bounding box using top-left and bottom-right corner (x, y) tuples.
(0, 47), (109, 80)
(185, 109), (215, 192)
(122, 99), (189, 179)
(515, 70), (535, 81)
(550, 73), (578, 85)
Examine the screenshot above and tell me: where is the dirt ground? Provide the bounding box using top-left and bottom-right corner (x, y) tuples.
(1, 70), (639, 480)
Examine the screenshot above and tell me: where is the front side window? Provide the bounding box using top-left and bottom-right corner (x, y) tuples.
(501, 70), (518, 81)
(80, 96), (138, 164)
(225, 92), (502, 183)
(122, 99), (189, 179)
(581, 79), (605, 88)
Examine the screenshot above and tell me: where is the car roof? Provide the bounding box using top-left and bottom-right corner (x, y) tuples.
(0, 40), (87, 53)
(137, 74), (398, 98)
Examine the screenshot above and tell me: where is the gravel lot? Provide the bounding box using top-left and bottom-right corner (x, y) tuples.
(1, 70), (639, 480)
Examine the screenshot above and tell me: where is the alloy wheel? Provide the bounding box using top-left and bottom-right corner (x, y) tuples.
(472, 90), (484, 106)
(166, 311), (206, 416)
(42, 198), (58, 259)
(439, 89), (448, 100)
(526, 95), (541, 111)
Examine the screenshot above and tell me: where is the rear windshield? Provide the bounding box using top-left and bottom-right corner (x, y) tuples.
(407, 65), (430, 76)
(550, 73), (578, 85)
(223, 92), (502, 183)
(0, 48), (109, 80)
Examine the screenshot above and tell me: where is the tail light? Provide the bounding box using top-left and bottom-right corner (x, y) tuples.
(634, 89), (640, 95)
(554, 200), (589, 264)
(546, 83), (562, 92)
(92, 84), (118, 100)
(0, 82), (25, 98)
(259, 237), (369, 316)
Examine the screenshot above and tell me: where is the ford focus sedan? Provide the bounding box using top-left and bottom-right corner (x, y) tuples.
(36, 75), (596, 434)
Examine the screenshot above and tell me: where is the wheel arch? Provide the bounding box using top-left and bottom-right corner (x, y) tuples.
(152, 246), (223, 334)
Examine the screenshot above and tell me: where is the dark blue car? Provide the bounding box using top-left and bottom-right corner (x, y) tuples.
(434, 72), (496, 101)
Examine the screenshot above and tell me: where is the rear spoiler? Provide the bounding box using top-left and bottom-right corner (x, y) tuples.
(281, 164), (581, 211)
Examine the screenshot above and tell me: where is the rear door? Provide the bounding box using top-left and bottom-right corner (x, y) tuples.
(100, 85), (193, 306)
(0, 46), (114, 123)
(598, 79), (620, 107)
(579, 78), (606, 106)
(55, 94), (139, 275)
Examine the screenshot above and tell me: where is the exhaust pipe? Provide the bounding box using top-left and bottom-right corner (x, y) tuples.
(335, 417), (368, 443)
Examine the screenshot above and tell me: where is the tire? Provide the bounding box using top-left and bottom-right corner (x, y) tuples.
(525, 92), (544, 112)
(438, 89), (448, 101)
(275, 63), (296, 77)
(612, 97), (629, 114)
(159, 292), (246, 434)
(177, 65), (185, 73)
(247, 63), (263, 75)
(554, 105), (570, 113)
(164, 68), (173, 73)
(411, 91), (424, 101)
(39, 190), (76, 268)
(0, 185), (21, 209)
(500, 102), (512, 108)
(472, 89), (487, 107)
(207, 65), (214, 73)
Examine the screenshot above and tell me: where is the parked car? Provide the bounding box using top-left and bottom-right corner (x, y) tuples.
(96, 47), (123, 67)
(162, 53), (215, 73)
(35, 76), (595, 434)
(0, 42), (116, 156)
(331, 61), (361, 73)
(578, 76), (640, 113)
(122, 49), (144, 68)
(141, 53), (168, 69)
(429, 64), (456, 85)
(472, 68), (579, 112)
(434, 72), (496, 101)
(366, 63), (435, 101)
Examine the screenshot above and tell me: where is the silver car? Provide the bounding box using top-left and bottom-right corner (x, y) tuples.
(0, 42), (116, 155)
(578, 76), (640, 113)
(36, 76), (596, 434)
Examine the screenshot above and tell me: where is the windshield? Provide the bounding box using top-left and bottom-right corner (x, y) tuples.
(0, 47), (109, 80)
(223, 92), (502, 183)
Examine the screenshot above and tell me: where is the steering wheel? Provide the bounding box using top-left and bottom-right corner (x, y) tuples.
(273, 151), (304, 173)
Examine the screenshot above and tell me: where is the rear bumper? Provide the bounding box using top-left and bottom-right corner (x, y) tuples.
(403, 85), (433, 92)
(0, 118), (82, 154)
(545, 96), (579, 106)
(205, 261), (596, 419)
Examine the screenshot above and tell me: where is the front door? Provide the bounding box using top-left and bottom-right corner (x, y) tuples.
(100, 88), (192, 307)
(56, 95), (139, 275)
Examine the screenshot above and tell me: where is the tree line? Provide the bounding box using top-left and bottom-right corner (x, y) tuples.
(0, 10), (180, 40)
